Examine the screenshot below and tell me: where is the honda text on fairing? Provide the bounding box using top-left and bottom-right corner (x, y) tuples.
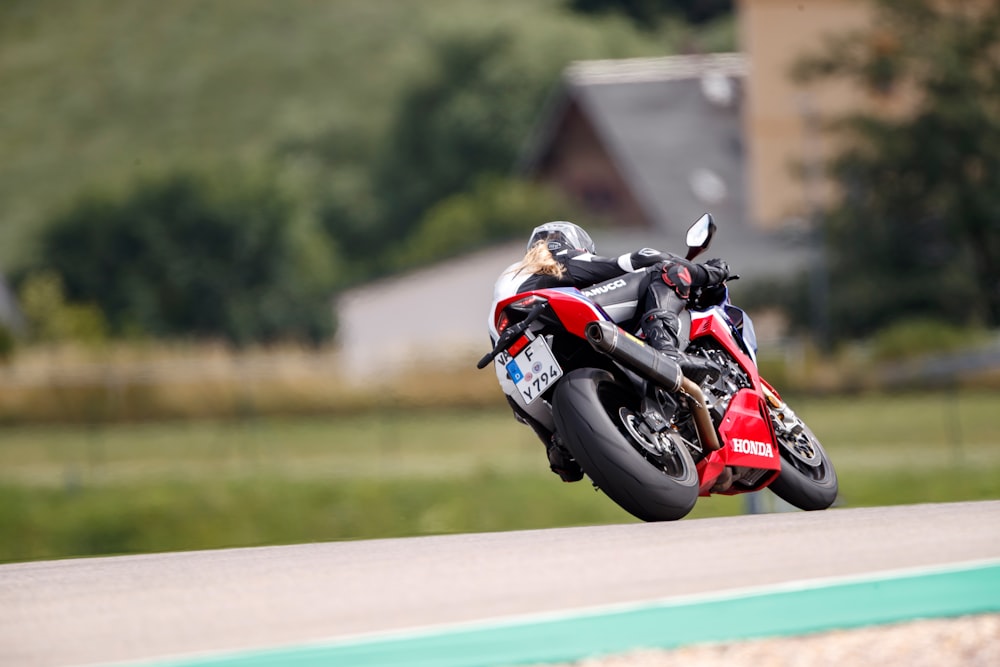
(478, 214), (838, 521)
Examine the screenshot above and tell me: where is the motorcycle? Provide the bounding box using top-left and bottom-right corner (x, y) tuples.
(477, 214), (838, 521)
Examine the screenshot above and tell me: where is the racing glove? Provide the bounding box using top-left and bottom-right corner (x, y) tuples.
(701, 257), (732, 285)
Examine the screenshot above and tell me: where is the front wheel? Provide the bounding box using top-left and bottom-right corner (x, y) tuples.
(766, 400), (838, 510)
(552, 368), (699, 521)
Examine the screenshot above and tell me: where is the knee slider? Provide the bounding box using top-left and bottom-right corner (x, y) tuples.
(662, 264), (693, 299)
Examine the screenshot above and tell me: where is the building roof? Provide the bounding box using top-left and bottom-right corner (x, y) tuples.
(519, 52), (812, 280)
(521, 53), (749, 234)
(563, 52), (749, 86)
(335, 241), (524, 378)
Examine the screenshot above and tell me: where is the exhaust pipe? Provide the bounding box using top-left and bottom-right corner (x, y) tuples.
(586, 321), (721, 452)
(586, 321), (682, 392)
(679, 377), (722, 452)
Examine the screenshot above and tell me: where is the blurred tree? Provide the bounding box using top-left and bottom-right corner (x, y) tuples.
(275, 124), (383, 283)
(394, 177), (587, 269)
(290, 16), (687, 284)
(32, 170), (339, 345)
(18, 271), (108, 345)
(791, 0), (1000, 340)
(0, 324), (16, 362)
(369, 31), (558, 263)
(565, 0), (733, 28)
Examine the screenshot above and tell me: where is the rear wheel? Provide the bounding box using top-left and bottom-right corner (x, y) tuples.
(767, 402), (838, 510)
(552, 368), (699, 521)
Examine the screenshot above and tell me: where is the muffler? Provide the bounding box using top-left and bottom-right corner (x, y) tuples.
(585, 320), (721, 452)
(586, 320), (682, 392)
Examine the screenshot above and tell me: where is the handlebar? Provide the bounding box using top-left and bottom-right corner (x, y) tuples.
(475, 303), (548, 369)
(476, 349), (498, 370)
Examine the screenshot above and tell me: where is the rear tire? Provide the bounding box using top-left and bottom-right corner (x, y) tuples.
(767, 409), (838, 511)
(552, 368), (699, 521)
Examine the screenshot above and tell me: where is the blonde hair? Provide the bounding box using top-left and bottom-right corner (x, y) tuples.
(512, 241), (566, 280)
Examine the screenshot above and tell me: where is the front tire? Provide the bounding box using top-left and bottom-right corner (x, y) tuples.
(552, 368), (699, 521)
(767, 405), (838, 510)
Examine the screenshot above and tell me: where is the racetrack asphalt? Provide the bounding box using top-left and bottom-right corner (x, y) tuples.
(1, 500), (998, 667)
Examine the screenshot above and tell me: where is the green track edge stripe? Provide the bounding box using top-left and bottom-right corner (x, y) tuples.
(149, 560), (1000, 667)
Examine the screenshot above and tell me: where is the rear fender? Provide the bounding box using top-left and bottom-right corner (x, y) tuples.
(494, 288), (610, 339)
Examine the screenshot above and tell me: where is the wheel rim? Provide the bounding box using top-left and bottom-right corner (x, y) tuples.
(618, 407), (690, 478)
(782, 426), (822, 466)
(775, 419), (832, 482)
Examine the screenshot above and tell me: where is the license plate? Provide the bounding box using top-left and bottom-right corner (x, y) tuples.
(497, 336), (562, 404)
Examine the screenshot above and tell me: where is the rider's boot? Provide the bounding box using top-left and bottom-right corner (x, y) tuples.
(547, 434), (584, 483)
(679, 354), (722, 385)
(507, 396), (583, 482)
(641, 310), (721, 384)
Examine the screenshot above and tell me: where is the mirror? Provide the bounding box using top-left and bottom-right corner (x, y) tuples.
(685, 213), (716, 260)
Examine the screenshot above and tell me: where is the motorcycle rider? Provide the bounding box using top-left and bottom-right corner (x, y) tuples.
(489, 220), (731, 482)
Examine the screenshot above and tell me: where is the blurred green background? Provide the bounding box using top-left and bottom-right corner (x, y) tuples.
(0, 0), (997, 563)
(1, 392), (997, 564)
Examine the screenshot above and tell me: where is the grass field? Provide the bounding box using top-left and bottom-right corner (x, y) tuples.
(1, 390), (997, 564)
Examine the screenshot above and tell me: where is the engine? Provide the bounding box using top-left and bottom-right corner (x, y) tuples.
(687, 340), (751, 426)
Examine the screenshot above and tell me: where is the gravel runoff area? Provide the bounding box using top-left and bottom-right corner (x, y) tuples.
(527, 614), (1000, 667)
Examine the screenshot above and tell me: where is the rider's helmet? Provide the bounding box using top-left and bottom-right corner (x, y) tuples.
(527, 221), (596, 255)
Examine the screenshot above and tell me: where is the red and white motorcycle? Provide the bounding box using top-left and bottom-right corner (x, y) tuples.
(478, 214), (838, 521)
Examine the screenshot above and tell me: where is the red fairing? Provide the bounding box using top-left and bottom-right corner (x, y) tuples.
(760, 376), (782, 403)
(494, 288), (608, 338)
(697, 388), (781, 495)
(718, 390), (781, 467)
(690, 311), (780, 495)
(689, 311), (758, 378)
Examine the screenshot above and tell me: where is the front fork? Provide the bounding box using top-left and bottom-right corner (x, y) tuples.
(761, 381), (804, 437)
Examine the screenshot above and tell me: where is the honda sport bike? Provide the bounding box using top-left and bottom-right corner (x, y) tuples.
(477, 214), (838, 521)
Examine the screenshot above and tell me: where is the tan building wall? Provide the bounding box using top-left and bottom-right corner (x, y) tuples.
(738, 0), (875, 229)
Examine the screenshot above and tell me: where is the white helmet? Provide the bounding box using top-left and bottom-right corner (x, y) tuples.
(527, 221), (596, 255)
